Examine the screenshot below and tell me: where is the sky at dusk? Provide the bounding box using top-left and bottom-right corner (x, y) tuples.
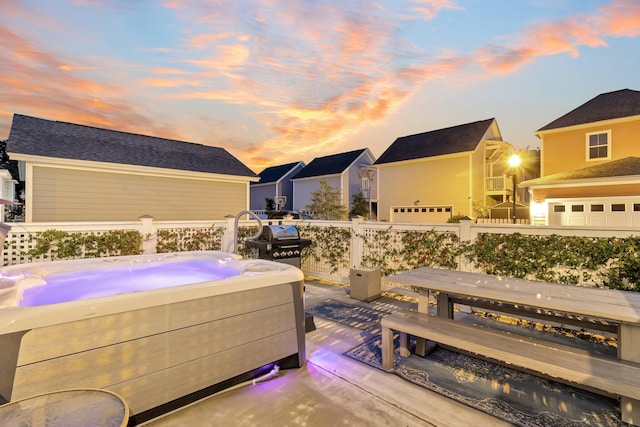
(1, 0), (639, 173)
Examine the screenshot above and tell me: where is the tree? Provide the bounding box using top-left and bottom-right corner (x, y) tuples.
(0, 141), (10, 165)
(349, 192), (369, 218)
(306, 180), (347, 220)
(265, 198), (275, 213)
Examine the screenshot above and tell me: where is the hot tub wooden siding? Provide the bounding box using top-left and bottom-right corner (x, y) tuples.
(0, 282), (305, 415)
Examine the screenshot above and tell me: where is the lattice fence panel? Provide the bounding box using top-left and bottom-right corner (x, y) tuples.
(156, 225), (225, 253)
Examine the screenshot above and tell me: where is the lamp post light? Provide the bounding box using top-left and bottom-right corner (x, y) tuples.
(508, 154), (522, 224)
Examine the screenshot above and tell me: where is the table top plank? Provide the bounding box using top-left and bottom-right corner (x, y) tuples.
(387, 267), (640, 324)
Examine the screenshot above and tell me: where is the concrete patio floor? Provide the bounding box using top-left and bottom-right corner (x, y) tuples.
(140, 279), (511, 427)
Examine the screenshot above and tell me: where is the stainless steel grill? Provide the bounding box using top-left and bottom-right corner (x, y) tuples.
(245, 224), (312, 267)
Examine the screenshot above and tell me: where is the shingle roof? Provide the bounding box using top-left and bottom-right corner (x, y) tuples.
(521, 157), (640, 186)
(537, 89), (640, 132)
(253, 161), (304, 185)
(291, 149), (368, 179)
(374, 118), (495, 165)
(6, 114), (257, 177)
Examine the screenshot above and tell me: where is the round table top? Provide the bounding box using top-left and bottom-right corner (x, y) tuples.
(0, 388), (129, 427)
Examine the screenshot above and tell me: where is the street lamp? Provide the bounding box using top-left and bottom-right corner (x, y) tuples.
(508, 154), (521, 224)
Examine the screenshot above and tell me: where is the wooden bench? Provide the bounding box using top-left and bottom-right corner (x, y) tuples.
(381, 309), (640, 403)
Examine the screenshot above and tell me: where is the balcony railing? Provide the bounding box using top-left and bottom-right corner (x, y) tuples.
(486, 176), (513, 192)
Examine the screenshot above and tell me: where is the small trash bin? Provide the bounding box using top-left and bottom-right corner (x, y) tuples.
(349, 267), (381, 302)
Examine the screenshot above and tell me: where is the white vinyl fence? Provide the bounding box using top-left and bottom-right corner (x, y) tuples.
(2, 217), (639, 286)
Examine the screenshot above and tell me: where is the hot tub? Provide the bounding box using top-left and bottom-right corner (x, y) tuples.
(0, 251), (306, 417)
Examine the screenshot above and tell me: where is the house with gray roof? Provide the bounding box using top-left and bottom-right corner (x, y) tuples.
(291, 148), (376, 218)
(374, 118), (520, 222)
(6, 114), (258, 222)
(0, 142), (20, 222)
(524, 89), (640, 227)
(250, 161), (305, 212)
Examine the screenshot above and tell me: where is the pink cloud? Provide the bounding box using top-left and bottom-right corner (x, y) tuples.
(409, 0), (463, 20)
(2, 0), (639, 172)
(599, 0), (640, 37)
(476, 0), (640, 73)
(185, 32), (234, 50)
(140, 77), (201, 88)
(0, 23), (183, 143)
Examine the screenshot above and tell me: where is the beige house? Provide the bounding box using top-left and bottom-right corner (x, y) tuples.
(522, 89), (640, 227)
(6, 114), (258, 222)
(374, 118), (519, 223)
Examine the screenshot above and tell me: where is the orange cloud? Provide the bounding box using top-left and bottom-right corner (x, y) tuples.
(599, 0), (640, 37)
(141, 77), (200, 87)
(409, 0), (463, 20)
(2, 0), (639, 173)
(476, 0), (640, 73)
(0, 23), (184, 143)
(150, 67), (189, 75)
(185, 32), (234, 50)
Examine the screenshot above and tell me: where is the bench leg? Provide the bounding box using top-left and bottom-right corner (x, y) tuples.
(381, 325), (394, 371)
(621, 397), (640, 426)
(619, 323), (640, 425)
(399, 332), (410, 357)
(436, 292), (454, 319)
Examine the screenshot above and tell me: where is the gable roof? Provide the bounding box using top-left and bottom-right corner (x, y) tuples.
(537, 89), (640, 132)
(291, 148), (369, 179)
(375, 118), (496, 165)
(521, 157), (640, 186)
(253, 161), (304, 185)
(6, 114), (257, 177)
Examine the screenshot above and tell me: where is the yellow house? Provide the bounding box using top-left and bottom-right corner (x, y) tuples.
(523, 89), (640, 227)
(374, 118), (518, 223)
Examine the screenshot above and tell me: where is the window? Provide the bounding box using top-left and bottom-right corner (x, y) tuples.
(634, 204), (640, 212)
(571, 205), (584, 212)
(591, 204), (604, 212)
(586, 131), (610, 160)
(361, 177), (370, 191)
(553, 205), (565, 213)
(421, 208), (427, 212)
(393, 208), (398, 213)
(612, 204), (626, 212)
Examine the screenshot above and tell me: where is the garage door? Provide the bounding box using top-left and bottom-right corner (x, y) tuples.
(390, 205), (452, 223)
(548, 198), (640, 227)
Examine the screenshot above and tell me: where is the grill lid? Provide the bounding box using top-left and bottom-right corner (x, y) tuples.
(261, 225), (300, 241)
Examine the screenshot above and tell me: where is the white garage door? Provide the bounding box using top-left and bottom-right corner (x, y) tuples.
(548, 198), (640, 227)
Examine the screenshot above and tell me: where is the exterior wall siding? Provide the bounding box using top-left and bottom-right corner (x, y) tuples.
(31, 166), (247, 221)
(377, 155), (471, 222)
(292, 176), (340, 212)
(279, 179), (294, 210)
(541, 119), (640, 176)
(346, 154), (373, 210)
(471, 144), (485, 211)
(250, 184), (275, 211)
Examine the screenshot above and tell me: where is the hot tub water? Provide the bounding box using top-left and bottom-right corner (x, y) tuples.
(15, 258), (241, 307)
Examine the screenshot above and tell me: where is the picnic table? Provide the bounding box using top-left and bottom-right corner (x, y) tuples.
(382, 267), (640, 425)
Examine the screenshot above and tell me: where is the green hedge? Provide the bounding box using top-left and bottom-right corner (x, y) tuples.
(25, 229), (143, 260)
